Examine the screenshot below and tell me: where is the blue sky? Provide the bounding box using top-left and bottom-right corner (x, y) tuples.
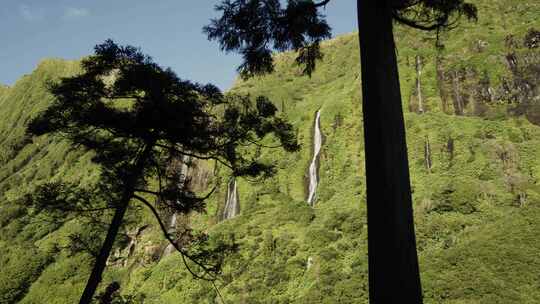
(0, 1), (357, 90)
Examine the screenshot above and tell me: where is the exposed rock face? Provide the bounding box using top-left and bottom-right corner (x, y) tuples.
(144, 245), (163, 263)
(159, 211), (198, 259)
(435, 33), (539, 123)
(107, 225), (149, 267)
(501, 41), (540, 125)
(154, 155), (214, 257)
(106, 156), (215, 265)
(168, 156), (212, 193)
(524, 28), (540, 49)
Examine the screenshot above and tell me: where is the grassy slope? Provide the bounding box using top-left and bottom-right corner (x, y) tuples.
(0, 0), (539, 303)
(0, 60), (99, 304)
(123, 1), (540, 302)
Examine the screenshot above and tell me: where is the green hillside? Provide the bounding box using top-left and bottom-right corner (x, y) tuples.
(1, 0), (539, 303)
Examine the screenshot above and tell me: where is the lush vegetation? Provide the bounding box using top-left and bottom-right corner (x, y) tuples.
(0, 0), (539, 303)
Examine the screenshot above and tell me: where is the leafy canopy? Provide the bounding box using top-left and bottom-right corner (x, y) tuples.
(204, 0), (332, 78)
(26, 39), (299, 279)
(205, 0), (477, 78)
(28, 39), (299, 196)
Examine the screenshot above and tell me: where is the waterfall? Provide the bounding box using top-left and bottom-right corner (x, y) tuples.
(307, 110), (322, 205)
(162, 213), (178, 256)
(168, 213), (177, 231)
(415, 55), (424, 113)
(178, 155), (189, 186)
(306, 256), (314, 270)
(222, 178), (240, 220)
(162, 243), (174, 257)
(162, 156), (189, 258)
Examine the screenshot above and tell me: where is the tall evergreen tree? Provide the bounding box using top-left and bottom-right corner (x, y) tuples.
(205, 1), (476, 303)
(26, 40), (299, 304)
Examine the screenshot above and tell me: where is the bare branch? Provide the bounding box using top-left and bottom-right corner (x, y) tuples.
(155, 143), (216, 160)
(133, 188), (160, 196)
(313, 0), (331, 8)
(392, 11), (441, 31)
(132, 194), (217, 281)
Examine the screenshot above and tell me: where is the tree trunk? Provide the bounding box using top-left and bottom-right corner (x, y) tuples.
(78, 143), (154, 304)
(357, 1), (423, 303)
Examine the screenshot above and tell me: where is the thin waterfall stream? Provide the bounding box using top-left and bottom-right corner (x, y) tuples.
(162, 213), (178, 256)
(222, 178), (240, 220)
(162, 156), (189, 257)
(169, 213), (177, 228)
(307, 110), (322, 205)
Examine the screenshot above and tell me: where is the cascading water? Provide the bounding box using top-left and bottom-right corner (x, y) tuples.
(307, 110), (322, 205)
(169, 213), (177, 229)
(178, 155), (189, 186)
(306, 256), (314, 270)
(222, 178), (240, 220)
(162, 213), (178, 256)
(163, 156), (188, 257)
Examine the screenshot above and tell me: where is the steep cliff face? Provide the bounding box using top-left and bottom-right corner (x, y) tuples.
(430, 29), (540, 121)
(0, 1), (539, 303)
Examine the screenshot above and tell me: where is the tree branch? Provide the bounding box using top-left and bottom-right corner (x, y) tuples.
(133, 188), (160, 196)
(313, 0), (331, 8)
(132, 194), (217, 281)
(192, 185), (218, 202)
(155, 143), (216, 161)
(135, 185), (216, 204)
(392, 12), (441, 31)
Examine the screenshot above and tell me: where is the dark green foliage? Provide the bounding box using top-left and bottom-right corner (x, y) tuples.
(431, 182), (478, 214)
(27, 40), (298, 188)
(204, 0), (332, 78)
(392, 0), (477, 32)
(0, 204), (26, 228)
(205, 0), (477, 80)
(21, 39), (299, 302)
(26, 39), (297, 233)
(0, 1), (539, 303)
(0, 245), (53, 304)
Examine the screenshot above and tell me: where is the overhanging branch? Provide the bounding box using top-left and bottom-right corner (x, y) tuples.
(132, 194), (217, 281)
(313, 0), (331, 8)
(392, 11), (442, 31)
